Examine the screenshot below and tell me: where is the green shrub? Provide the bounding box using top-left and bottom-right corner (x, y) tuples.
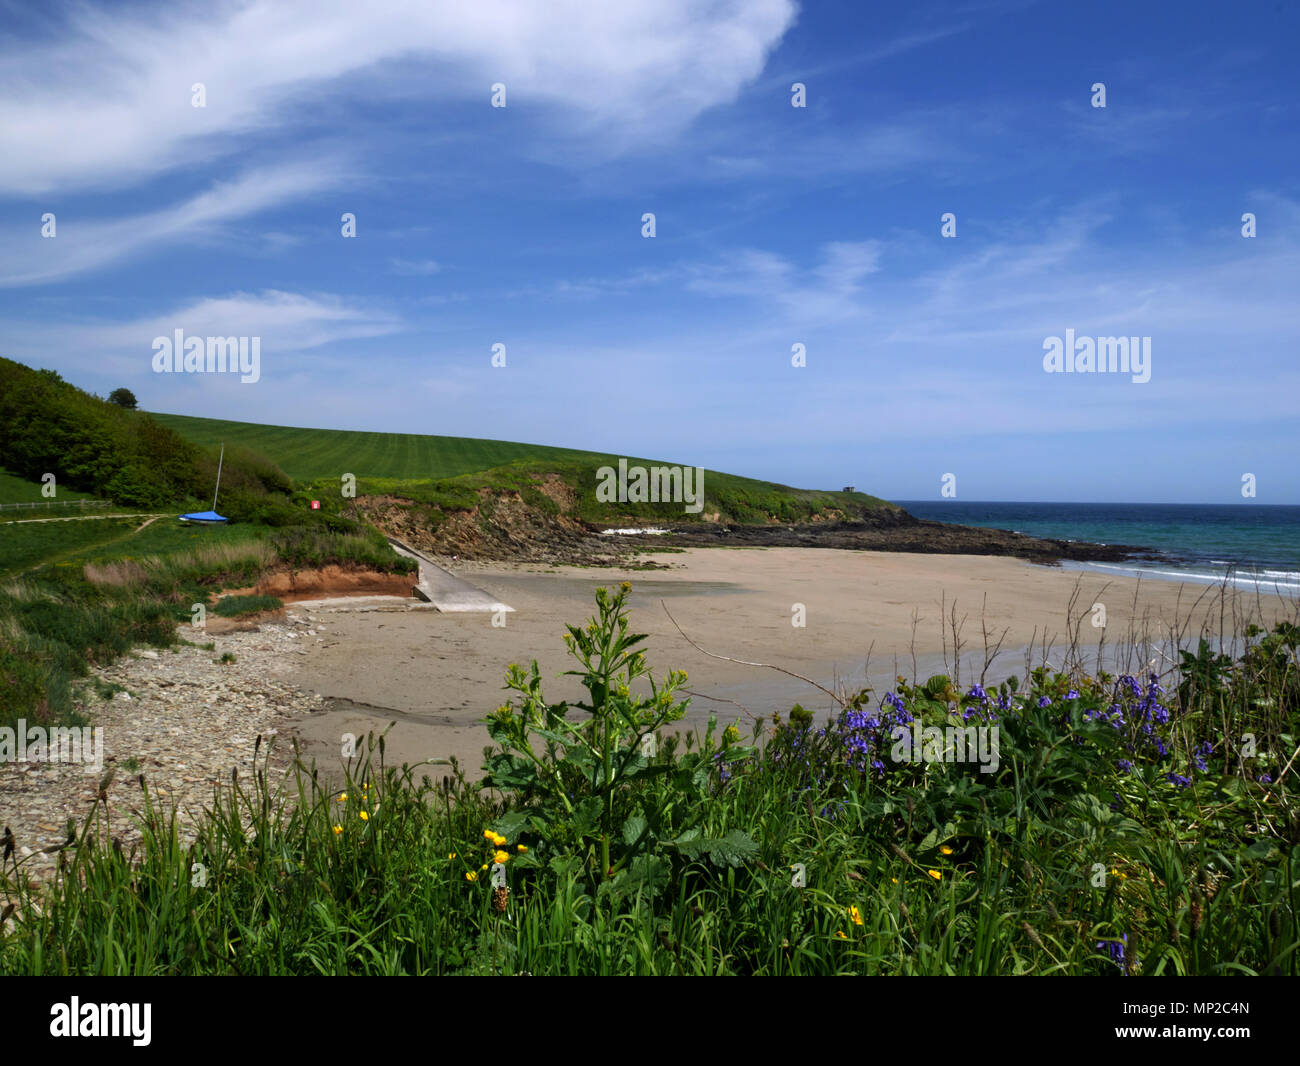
(213, 594), (282, 618)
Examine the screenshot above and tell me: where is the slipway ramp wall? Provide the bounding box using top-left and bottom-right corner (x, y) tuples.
(386, 537), (514, 614)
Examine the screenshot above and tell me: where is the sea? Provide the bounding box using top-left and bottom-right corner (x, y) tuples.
(894, 501), (1300, 595)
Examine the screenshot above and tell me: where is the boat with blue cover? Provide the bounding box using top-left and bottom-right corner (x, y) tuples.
(180, 443), (229, 525)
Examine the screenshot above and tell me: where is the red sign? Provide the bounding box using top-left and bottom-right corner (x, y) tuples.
(310, 500), (320, 510)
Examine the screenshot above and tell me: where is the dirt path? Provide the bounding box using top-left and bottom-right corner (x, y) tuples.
(2, 512), (166, 524)
(12, 514), (170, 576)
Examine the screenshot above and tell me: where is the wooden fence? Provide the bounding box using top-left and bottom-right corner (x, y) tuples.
(0, 499), (111, 512)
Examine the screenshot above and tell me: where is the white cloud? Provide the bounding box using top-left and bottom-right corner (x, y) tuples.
(3, 290), (401, 382)
(686, 241), (881, 322)
(389, 258), (441, 276)
(0, 161), (341, 285)
(0, 0), (797, 197)
(102, 290), (402, 351)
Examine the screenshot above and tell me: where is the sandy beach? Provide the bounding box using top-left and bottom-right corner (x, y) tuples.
(283, 547), (1298, 780)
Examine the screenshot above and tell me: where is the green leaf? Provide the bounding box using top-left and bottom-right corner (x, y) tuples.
(572, 797), (602, 839)
(917, 822), (957, 852)
(674, 829), (759, 868)
(622, 815), (648, 848)
(481, 753), (538, 791)
(1244, 840), (1279, 862)
(494, 809), (531, 842)
(598, 854), (670, 902)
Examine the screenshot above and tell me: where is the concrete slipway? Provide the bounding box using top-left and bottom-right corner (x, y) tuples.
(386, 538), (513, 613)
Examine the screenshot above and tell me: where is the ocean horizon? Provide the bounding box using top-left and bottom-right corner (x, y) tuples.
(895, 501), (1300, 593)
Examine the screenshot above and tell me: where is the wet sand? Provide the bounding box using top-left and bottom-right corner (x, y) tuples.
(285, 547), (1297, 781)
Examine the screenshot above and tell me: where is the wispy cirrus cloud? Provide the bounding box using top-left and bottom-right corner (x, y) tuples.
(685, 240), (883, 322)
(2, 289), (401, 381)
(0, 0), (797, 198)
(0, 160), (343, 286)
(388, 258), (441, 277)
(100, 289), (402, 352)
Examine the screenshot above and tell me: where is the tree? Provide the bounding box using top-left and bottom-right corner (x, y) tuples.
(107, 387), (138, 410)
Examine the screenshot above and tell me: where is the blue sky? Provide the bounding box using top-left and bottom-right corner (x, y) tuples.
(1, 0), (1296, 503)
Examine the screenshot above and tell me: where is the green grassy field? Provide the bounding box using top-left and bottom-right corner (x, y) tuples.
(0, 517), (145, 576)
(0, 467), (99, 504)
(69, 517), (269, 563)
(153, 413), (897, 520)
(151, 412), (615, 482)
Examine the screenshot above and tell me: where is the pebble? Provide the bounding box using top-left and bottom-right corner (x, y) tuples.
(0, 620), (324, 885)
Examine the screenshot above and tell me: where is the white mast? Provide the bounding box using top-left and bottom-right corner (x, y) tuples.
(212, 443), (224, 512)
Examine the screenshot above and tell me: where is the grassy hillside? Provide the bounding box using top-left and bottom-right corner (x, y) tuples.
(153, 412), (899, 524)
(0, 359), (299, 517)
(151, 412), (610, 482)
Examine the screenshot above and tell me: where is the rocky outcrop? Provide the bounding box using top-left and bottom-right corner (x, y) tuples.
(348, 488), (1154, 567)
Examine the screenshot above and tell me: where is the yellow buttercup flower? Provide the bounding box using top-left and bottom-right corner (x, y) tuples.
(927, 869), (941, 881)
(834, 930), (848, 940)
(494, 850), (510, 864)
(359, 810), (369, 821)
(338, 793), (348, 802)
(517, 844), (527, 853)
(332, 825), (342, 835)
(465, 871), (477, 882)
(480, 864), (488, 871)
(940, 846), (954, 856)
(848, 905), (863, 926)
(448, 852), (457, 860)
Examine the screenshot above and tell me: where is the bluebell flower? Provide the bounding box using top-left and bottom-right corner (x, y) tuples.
(1096, 934), (1127, 969)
